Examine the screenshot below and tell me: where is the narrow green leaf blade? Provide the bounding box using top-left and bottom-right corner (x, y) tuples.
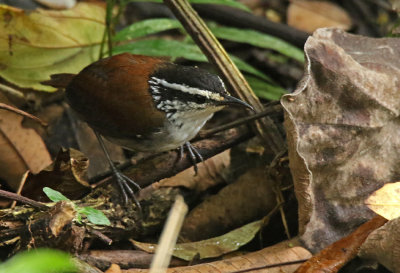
(113, 39), (270, 80)
(79, 207), (111, 226)
(230, 55), (271, 81)
(0, 248), (76, 273)
(246, 75), (287, 100)
(113, 39), (207, 61)
(114, 18), (182, 42)
(43, 187), (70, 202)
(210, 26), (305, 63)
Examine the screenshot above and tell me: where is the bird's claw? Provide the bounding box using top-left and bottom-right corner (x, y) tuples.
(113, 170), (141, 210)
(178, 142), (203, 174)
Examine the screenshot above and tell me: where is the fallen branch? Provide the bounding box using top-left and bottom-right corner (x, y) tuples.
(0, 189), (48, 210)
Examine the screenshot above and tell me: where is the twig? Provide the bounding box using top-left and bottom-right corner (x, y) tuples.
(163, 0), (285, 155)
(229, 259), (308, 273)
(0, 103), (47, 126)
(90, 230), (113, 245)
(79, 250), (187, 270)
(268, 150), (291, 239)
(0, 83), (24, 99)
(0, 189), (48, 210)
(259, 201), (283, 246)
(198, 103), (282, 139)
(149, 195), (188, 273)
(10, 170), (29, 209)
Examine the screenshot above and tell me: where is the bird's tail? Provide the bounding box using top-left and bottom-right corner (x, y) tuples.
(41, 73), (76, 88)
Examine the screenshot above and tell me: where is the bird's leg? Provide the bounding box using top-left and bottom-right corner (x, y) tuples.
(177, 144), (185, 162)
(179, 142), (203, 174)
(95, 132), (141, 209)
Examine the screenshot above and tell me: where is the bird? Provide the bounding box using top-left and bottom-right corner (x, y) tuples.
(45, 53), (254, 207)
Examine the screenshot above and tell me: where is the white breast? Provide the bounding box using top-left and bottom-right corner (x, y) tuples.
(106, 108), (221, 153)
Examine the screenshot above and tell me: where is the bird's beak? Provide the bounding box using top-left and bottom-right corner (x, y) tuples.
(219, 94), (255, 112)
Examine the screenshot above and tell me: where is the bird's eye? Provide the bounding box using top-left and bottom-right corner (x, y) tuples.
(193, 95), (206, 104)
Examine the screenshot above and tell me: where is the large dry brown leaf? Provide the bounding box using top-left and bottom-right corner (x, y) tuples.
(0, 96), (52, 191)
(21, 148), (90, 201)
(281, 28), (400, 252)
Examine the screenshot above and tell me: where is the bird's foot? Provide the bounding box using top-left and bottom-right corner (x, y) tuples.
(178, 142), (204, 174)
(113, 169), (142, 210)
(94, 131), (142, 210)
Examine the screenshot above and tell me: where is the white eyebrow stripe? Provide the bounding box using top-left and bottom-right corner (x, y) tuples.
(218, 76), (226, 90)
(150, 77), (224, 101)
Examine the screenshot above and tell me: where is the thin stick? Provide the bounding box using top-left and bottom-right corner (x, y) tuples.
(149, 195), (188, 273)
(0, 189), (48, 210)
(0, 83), (24, 99)
(90, 230), (113, 245)
(0, 103), (47, 126)
(10, 170), (29, 209)
(198, 103), (282, 139)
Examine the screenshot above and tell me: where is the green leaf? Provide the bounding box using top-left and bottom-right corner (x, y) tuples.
(210, 26), (305, 63)
(114, 18), (182, 42)
(132, 220), (262, 261)
(124, 0), (250, 12)
(113, 39), (270, 80)
(246, 75), (287, 100)
(229, 55), (272, 81)
(75, 213), (82, 224)
(113, 38), (206, 61)
(78, 207), (111, 226)
(43, 187), (70, 202)
(0, 3), (105, 92)
(0, 248), (76, 273)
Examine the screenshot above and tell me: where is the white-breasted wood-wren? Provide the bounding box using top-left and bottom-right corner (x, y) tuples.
(51, 53), (254, 205)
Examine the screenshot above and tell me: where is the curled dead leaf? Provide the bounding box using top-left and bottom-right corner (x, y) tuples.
(282, 28), (400, 252)
(49, 201), (76, 236)
(21, 148), (90, 202)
